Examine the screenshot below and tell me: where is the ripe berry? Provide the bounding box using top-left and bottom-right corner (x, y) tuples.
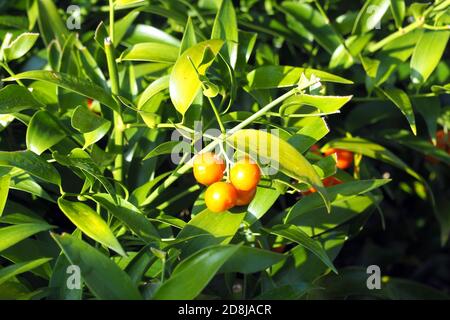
(205, 182), (237, 213)
(193, 152), (225, 186)
(303, 176), (342, 195)
(324, 148), (353, 169)
(236, 188), (256, 206)
(230, 157), (261, 191)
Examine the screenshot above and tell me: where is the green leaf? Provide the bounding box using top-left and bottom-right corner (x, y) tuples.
(88, 193), (160, 243)
(26, 110), (66, 155)
(291, 195), (378, 236)
(137, 75), (170, 110)
(390, 0), (405, 28)
(37, 0), (68, 45)
(0, 85), (43, 114)
(352, 0), (390, 34)
(282, 2), (342, 54)
(219, 246), (286, 274)
(153, 244), (240, 300)
(325, 137), (424, 182)
(377, 87), (416, 135)
(228, 129), (329, 211)
(53, 149), (116, 199)
(246, 185), (280, 225)
(169, 39), (224, 115)
(410, 30), (450, 84)
(51, 233), (142, 300)
(281, 94), (353, 114)
(71, 106), (111, 148)
(176, 208), (245, 256)
(48, 253), (82, 300)
(289, 117), (330, 153)
(118, 42), (179, 63)
(285, 179), (390, 223)
(3, 32), (39, 61)
(0, 174), (10, 217)
(143, 140), (190, 160)
(0, 258), (52, 286)
(3, 71), (120, 112)
(266, 224), (337, 273)
(9, 169), (54, 202)
(179, 16), (197, 55)
(57, 198), (125, 256)
(384, 131), (450, 166)
(0, 150), (61, 185)
(247, 65), (352, 90)
(211, 0), (238, 67)
(0, 223), (53, 252)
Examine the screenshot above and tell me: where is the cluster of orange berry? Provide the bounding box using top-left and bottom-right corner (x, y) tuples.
(193, 152), (260, 212)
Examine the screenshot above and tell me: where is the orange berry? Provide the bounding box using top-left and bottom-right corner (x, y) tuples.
(193, 152), (225, 186)
(271, 245), (286, 253)
(302, 176), (342, 196)
(322, 176), (342, 187)
(324, 148), (354, 169)
(205, 182), (237, 213)
(310, 144), (321, 155)
(236, 188), (256, 206)
(230, 157), (261, 191)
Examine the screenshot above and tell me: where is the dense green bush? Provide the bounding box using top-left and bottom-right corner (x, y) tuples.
(0, 0), (449, 300)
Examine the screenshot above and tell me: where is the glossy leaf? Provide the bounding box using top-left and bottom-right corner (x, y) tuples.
(169, 40), (224, 115)
(0, 85), (43, 114)
(179, 16), (197, 55)
(0, 150), (60, 185)
(211, 0), (238, 67)
(352, 0), (390, 34)
(26, 110), (66, 155)
(71, 106), (111, 148)
(410, 30), (450, 84)
(378, 87), (416, 135)
(51, 233), (142, 300)
(118, 42), (179, 63)
(282, 2), (341, 54)
(0, 223), (53, 252)
(285, 179), (390, 223)
(3, 32), (39, 61)
(0, 258), (52, 286)
(0, 175), (10, 217)
(247, 65), (352, 90)
(3, 71), (120, 112)
(137, 75), (170, 110)
(57, 198), (125, 256)
(88, 194), (160, 243)
(153, 244), (240, 300)
(266, 224), (337, 273)
(220, 246), (286, 274)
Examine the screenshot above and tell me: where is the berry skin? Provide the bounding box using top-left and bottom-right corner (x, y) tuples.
(236, 188), (256, 206)
(426, 130), (450, 163)
(193, 152), (225, 186)
(205, 182), (237, 213)
(230, 157), (261, 191)
(324, 148), (354, 169)
(303, 176), (342, 195)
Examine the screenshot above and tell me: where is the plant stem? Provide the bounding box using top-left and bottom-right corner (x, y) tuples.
(108, 0), (115, 44)
(105, 38), (123, 182)
(368, 19), (424, 53)
(207, 96), (226, 134)
(0, 62), (25, 86)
